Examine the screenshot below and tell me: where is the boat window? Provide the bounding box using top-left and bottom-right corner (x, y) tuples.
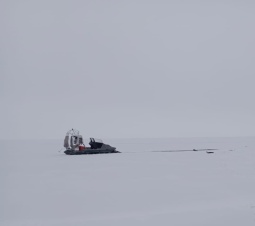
(93, 138), (103, 143)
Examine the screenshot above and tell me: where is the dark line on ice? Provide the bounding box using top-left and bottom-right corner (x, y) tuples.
(152, 149), (218, 153)
(121, 149), (218, 154)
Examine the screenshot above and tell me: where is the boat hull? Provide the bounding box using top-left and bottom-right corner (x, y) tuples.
(64, 148), (120, 155)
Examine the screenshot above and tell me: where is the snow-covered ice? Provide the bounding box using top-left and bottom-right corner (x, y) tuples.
(1, 137), (255, 226)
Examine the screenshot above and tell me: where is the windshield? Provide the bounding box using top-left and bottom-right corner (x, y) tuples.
(91, 138), (103, 143)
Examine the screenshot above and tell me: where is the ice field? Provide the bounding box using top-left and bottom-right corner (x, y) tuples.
(1, 137), (255, 226)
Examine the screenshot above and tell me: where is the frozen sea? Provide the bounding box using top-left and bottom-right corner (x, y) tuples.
(1, 137), (255, 226)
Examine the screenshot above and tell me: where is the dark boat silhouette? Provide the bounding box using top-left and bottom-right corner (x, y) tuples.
(63, 129), (119, 155)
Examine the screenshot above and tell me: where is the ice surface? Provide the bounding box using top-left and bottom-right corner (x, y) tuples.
(1, 137), (255, 226)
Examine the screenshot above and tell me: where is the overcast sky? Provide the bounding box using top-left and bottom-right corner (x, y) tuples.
(1, 0), (255, 139)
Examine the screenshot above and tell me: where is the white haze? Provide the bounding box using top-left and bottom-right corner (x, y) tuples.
(1, 1), (255, 139)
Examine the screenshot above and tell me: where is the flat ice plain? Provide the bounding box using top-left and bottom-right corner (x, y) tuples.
(1, 137), (255, 226)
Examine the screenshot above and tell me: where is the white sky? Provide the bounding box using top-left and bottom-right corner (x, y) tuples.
(1, 0), (255, 139)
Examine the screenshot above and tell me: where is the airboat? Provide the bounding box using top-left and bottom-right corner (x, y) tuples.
(63, 129), (120, 155)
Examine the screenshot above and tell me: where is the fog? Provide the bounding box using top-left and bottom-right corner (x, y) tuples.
(1, 0), (255, 139)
